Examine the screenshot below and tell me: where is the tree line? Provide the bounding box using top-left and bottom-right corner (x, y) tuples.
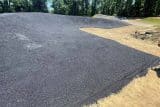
(52, 0), (160, 17)
(0, 0), (160, 17)
(0, 0), (48, 13)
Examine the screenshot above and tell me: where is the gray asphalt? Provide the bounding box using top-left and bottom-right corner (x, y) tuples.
(0, 13), (159, 107)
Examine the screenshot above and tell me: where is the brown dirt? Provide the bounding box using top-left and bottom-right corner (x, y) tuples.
(84, 69), (160, 107)
(81, 19), (160, 107)
(80, 25), (160, 57)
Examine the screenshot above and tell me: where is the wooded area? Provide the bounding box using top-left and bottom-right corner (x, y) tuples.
(0, 0), (160, 17)
(0, 0), (48, 13)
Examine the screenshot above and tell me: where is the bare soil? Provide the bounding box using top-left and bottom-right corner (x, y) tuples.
(82, 17), (160, 107)
(85, 69), (160, 107)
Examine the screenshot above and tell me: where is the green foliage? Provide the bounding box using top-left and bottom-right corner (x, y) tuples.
(51, 0), (160, 17)
(0, 0), (160, 17)
(52, 0), (92, 16)
(12, 0), (32, 12)
(0, 0), (12, 12)
(141, 17), (160, 25)
(0, 0), (48, 13)
(144, 0), (157, 16)
(155, 0), (160, 15)
(133, 0), (142, 16)
(31, 0), (48, 12)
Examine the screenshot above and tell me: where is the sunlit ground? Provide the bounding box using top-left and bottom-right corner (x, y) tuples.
(85, 69), (160, 107)
(82, 18), (160, 107)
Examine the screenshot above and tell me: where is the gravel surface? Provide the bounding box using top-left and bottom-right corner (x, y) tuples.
(0, 13), (159, 107)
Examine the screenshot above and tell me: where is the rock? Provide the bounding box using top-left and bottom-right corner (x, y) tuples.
(158, 41), (160, 47)
(139, 31), (146, 35)
(145, 31), (152, 35)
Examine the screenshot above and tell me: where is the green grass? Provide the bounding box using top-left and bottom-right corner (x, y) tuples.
(141, 17), (160, 25)
(141, 17), (160, 30)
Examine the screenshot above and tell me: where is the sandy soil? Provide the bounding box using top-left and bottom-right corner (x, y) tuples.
(122, 19), (155, 27)
(84, 69), (160, 107)
(81, 19), (160, 107)
(80, 25), (160, 57)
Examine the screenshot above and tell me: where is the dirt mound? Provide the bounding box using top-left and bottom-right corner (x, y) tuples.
(93, 14), (120, 20)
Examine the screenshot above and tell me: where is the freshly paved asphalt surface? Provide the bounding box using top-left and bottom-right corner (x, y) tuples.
(0, 13), (159, 107)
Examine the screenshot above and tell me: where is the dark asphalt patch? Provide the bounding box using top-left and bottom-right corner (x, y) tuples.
(0, 13), (159, 107)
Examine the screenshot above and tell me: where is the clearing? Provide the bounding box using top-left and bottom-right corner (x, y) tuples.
(82, 16), (160, 107)
(0, 13), (159, 107)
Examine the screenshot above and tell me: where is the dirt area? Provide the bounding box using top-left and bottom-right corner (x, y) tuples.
(93, 15), (160, 48)
(132, 30), (160, 46)
(80, 20), (160, 57)
(81, 18), (160, 107)
(81, 27), (160, 57)
(125, 18), (160, 46)
(84, 69), (160, 107)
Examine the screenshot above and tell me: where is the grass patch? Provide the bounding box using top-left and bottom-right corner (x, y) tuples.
(141, 17), (160, 25)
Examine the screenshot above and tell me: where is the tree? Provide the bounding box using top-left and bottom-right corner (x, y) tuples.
(124, 0), (133, 17)
(31, 0), (48, 12)
(52, 0), (78, 15)
(12, 0), (32, 12)
(91, 0), (97, 16)
(83, 0), (89, 15)
(134, 0), (142, 16)
(144, 0), (156, 16)
(155, 0), (160, 15)
(0, 0), (48, 13)
(52, 0), (66, 14)
(115, 0), (125, 16)
(0, 0), (159, 17)
(70, 0), (79, 15)
(0, 0), (12, 12)
(78, 0), (90, 15)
